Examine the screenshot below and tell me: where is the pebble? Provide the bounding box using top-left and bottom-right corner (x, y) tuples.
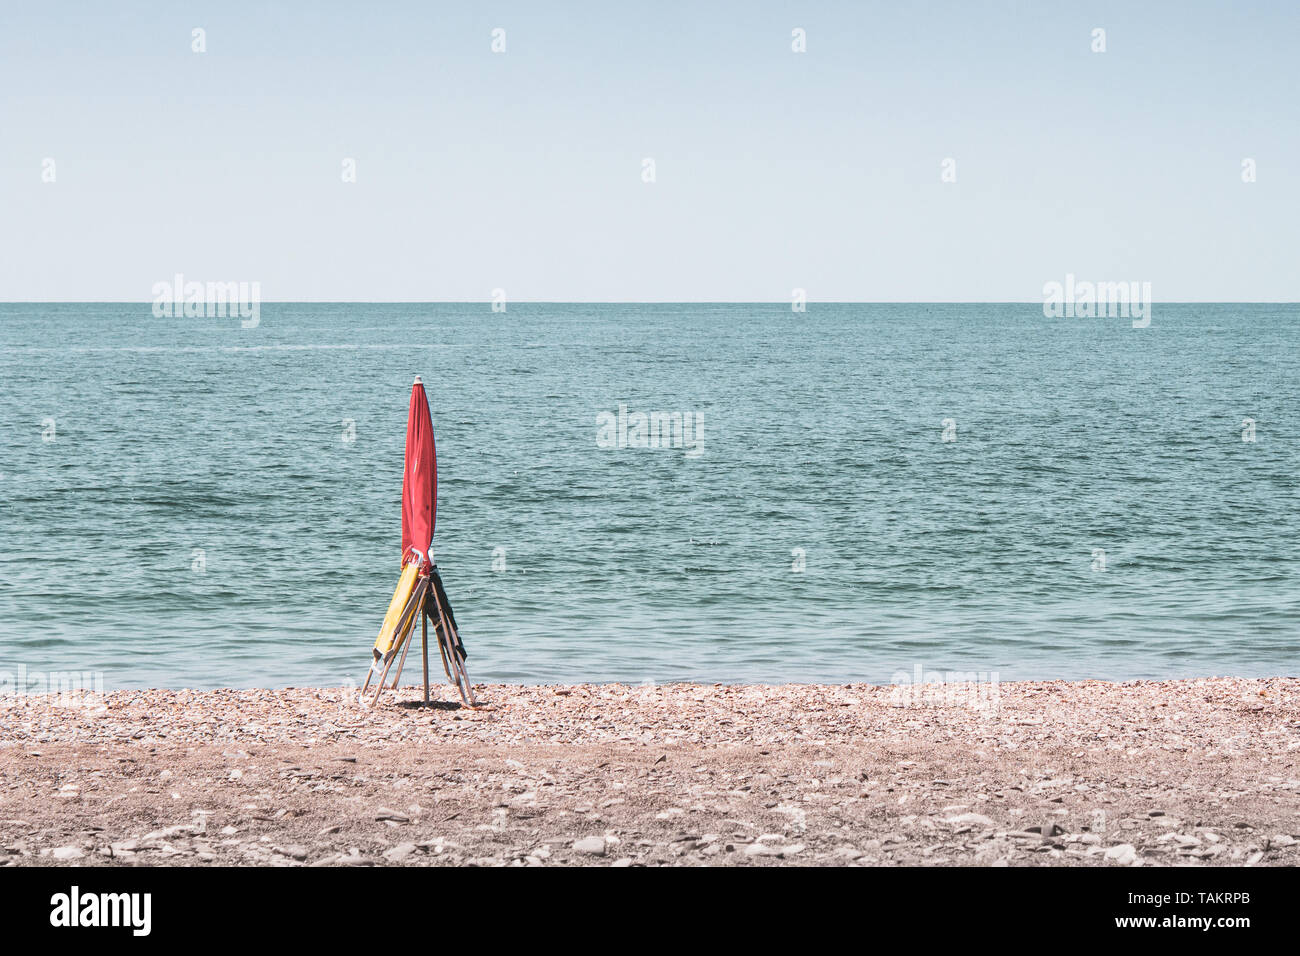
(572, 837), (607, 856)
(1104, 844), (1138, 866)
(383, 843), (418, 863)
(945, 813), (994, 828)
(337, 851), (377, 867)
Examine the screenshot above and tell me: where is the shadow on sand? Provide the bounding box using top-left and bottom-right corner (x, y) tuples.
(395, 698), (481, 711)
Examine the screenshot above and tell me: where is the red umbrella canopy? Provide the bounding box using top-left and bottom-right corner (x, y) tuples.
(400, 376), (437, 569)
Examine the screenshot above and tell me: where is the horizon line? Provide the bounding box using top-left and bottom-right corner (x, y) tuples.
(4, 300), (1299, 306)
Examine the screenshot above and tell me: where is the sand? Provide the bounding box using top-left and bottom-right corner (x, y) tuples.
(1, 677), (1297, 866)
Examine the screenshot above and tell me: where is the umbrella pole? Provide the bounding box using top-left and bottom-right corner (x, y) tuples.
(421, 592), (430, 705)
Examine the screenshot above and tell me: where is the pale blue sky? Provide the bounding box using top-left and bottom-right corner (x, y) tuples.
(1, 2), (1295, 301)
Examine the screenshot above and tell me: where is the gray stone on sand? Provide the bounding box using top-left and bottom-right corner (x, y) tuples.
(572, 836), (606, 856)
(384, 842), (418, 862)
(944, 813), (994, 828)
(1104, 843), (1138, 865)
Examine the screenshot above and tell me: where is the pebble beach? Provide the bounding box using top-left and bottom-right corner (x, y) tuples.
(1, 677), (1297, 867)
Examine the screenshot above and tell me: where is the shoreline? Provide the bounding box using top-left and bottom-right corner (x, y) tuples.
(2, 677), (1297, 866)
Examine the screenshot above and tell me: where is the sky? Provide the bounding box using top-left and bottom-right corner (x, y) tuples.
(0, 1), (1296, 301)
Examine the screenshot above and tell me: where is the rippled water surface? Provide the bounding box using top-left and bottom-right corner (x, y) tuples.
(1, 303), (1297, 688)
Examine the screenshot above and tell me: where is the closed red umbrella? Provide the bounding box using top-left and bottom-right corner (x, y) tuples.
(361, 376), (474, 708)
(401, 376), (436, 569)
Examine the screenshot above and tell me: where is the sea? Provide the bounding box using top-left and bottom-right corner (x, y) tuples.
(1, 303), (1297, 690)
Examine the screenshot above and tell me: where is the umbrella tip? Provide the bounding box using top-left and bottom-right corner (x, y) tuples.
(413, 375), (423, 385)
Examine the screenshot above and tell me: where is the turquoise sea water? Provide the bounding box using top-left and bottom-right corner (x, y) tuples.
(1, 303), (1297, 689)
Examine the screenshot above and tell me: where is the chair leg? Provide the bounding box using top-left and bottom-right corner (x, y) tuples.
(362, 574), (427, 704)
(367, 654), (397, 706)
(428, 591), (454, 680)
(442, 615), (475, 707)
(389, 619), (414, 689)
(384, 578), (430, 688)
(421, 607), (430, 704)
(428, 586), (475, 708)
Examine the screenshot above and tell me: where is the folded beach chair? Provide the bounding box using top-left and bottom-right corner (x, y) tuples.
(426, 565), (472, 704)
